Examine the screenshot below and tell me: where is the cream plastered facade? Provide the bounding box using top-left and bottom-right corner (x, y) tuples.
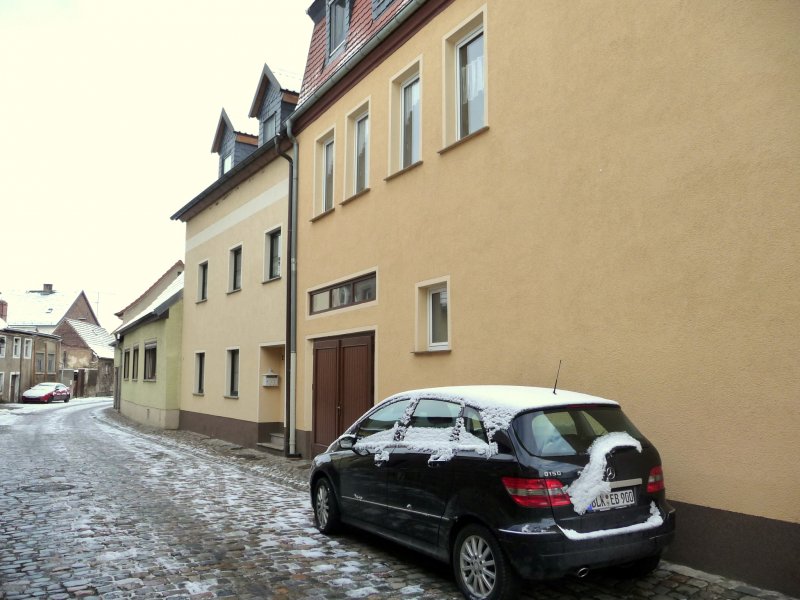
(180, 162), (288, 430)
(117, 301), (183, 429)
(294, 0), (799, 526)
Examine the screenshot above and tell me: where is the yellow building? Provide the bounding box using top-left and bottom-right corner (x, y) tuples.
(288, 0), (799, 594)
(171, 65), (298, 451)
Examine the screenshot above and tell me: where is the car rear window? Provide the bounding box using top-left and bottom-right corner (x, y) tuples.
(513, 406), (644, 457)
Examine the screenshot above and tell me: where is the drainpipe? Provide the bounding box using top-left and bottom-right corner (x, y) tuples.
(276, 131), (300, 458)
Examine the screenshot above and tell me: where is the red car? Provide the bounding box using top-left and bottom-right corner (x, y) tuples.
(21, 382), (71, 403)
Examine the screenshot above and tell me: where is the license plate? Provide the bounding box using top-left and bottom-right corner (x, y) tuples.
(588, 488), (636, 512)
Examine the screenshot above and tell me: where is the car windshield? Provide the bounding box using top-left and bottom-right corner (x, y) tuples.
(513, 405), (644, 457)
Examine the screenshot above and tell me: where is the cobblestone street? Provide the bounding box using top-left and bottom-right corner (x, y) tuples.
(0, 399), (794, 600)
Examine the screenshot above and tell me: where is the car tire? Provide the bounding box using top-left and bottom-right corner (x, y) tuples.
(64, 397), (69, 403)
(313, 477), (340, 534)
(616, 553), (662, 578)
(453, 524), (519, 600)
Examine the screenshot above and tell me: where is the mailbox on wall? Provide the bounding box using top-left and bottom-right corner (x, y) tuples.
(262, 369), (279, 387)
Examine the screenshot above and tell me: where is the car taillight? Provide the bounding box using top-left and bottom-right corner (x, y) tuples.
(647, 466), (665, 493)
(501, 477), (571, 508)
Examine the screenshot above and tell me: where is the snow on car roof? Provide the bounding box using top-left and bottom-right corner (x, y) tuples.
(387, 385), (619, 413)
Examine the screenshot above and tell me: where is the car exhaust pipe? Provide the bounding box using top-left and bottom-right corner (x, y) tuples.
(575, 567), (590, 578)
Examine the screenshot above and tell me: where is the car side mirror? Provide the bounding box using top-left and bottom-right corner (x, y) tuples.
(339, 434), (357, 451)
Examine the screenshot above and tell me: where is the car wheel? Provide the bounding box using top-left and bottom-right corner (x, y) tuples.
(313, 477), (340, 534)
(64, 397), (70, 403)
(453, 524), (519, 600)
(617, 553), (662, 578)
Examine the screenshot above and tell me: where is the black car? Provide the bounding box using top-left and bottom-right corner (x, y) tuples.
(310, 385), (675, 600)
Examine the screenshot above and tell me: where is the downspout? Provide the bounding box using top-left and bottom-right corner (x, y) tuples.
(276, 131), (300, 458)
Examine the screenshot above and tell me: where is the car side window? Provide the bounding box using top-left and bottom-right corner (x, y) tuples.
(355, 399), (412, 439)
(408, 399), (460, 428)
(461, 406), (488, 443)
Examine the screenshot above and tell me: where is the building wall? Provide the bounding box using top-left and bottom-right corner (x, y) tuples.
(118, 302), (182, 429)
(0, 332), (60, 401)
(179, 160), (288, 447)
(293, 0), (799, 592)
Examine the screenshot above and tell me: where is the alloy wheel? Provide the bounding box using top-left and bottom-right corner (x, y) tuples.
(315, 483), (330, 529)
(459, 533), (497, 598)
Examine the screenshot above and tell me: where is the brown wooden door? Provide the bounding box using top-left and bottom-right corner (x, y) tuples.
(312, 334), (374, 456)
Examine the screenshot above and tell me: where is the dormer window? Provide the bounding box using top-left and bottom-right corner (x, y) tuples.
(263, 113), (276, 142)
(328, 0), (348, 56)
(223, 154), (233, 174)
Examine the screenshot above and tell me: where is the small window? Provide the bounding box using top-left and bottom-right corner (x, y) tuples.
(195, 352), (205, 394)
(229, 246), (243, 292)
(12, 337), (21, 359)
(226, 348), (239, 397)
(328, 0), (348, 56)
(266, 229), (281, 280)
(47, 352), (56, 373)
(23, 338), (32, 359)
(457, 30), (484, 139)
(354, 113), (369, 193)
(428, 285), (449, 348)
(123, 349), (130, 379)
(415, 277), (450, 352)
(35, 352), (45, 373)
(0, 372), (4, 395)
(132, 346), (140, 380)
(323, 139), (335, 212)
(390, 61), (422, 175)
(355, 398), (412, 439)
(262, 113), (276, 143)
(223, 153), (233, 173)
(198, 261), (209, 301)
(443, 9), (487, 147)
(401, 76), (421, 168)
(310, 273), (376, 315)
(0, 336), (5, 358)
(143, 343), (157, 381)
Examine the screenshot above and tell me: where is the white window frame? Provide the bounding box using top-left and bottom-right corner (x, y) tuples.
(400, 75), (421, 169)
(0, 336), (5, 358)
(345, 99), (371, 199)
(12, 337), (20, 359)
(389, 59), (422, 175)
(229, 244), (243, 292)
(415, 276), (451, 352)
(265, 227), (282, 281)
(226, 348), (240, 398)
(443, 7), (488, 147)
(456, 28), (485, 139)
(195, 352), (205, 395)
(23, 338), (31, 359)
(327, 0), (348, 56)
(223, 153), (233, 173)
(262, 113), (277, 143)
(47, 352), (55, 374)
(315, 128), (336, 216)
(197, 261), (209, 301)
(427, 285), (449, 349)
(0, 372), (4, 396)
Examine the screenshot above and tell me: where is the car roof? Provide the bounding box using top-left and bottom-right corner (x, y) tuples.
(388, 385), (619, 413)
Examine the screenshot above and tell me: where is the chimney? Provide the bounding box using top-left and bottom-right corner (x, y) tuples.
(43, 283), (53, 294)
(0, 300), (7, 321)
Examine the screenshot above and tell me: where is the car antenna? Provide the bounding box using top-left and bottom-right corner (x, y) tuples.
(552, 360), (562, 394)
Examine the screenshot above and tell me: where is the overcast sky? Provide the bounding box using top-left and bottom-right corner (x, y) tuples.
(0, 0), (312, 331)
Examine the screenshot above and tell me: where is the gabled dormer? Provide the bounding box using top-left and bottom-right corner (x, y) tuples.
(248, 64), (300, 146)
(210, 108), (258, 178)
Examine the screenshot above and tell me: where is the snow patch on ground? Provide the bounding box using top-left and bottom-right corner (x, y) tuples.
(347, 587), (380, 598)
(566, 431), (642, 514)
(183, 579), (217, 594)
